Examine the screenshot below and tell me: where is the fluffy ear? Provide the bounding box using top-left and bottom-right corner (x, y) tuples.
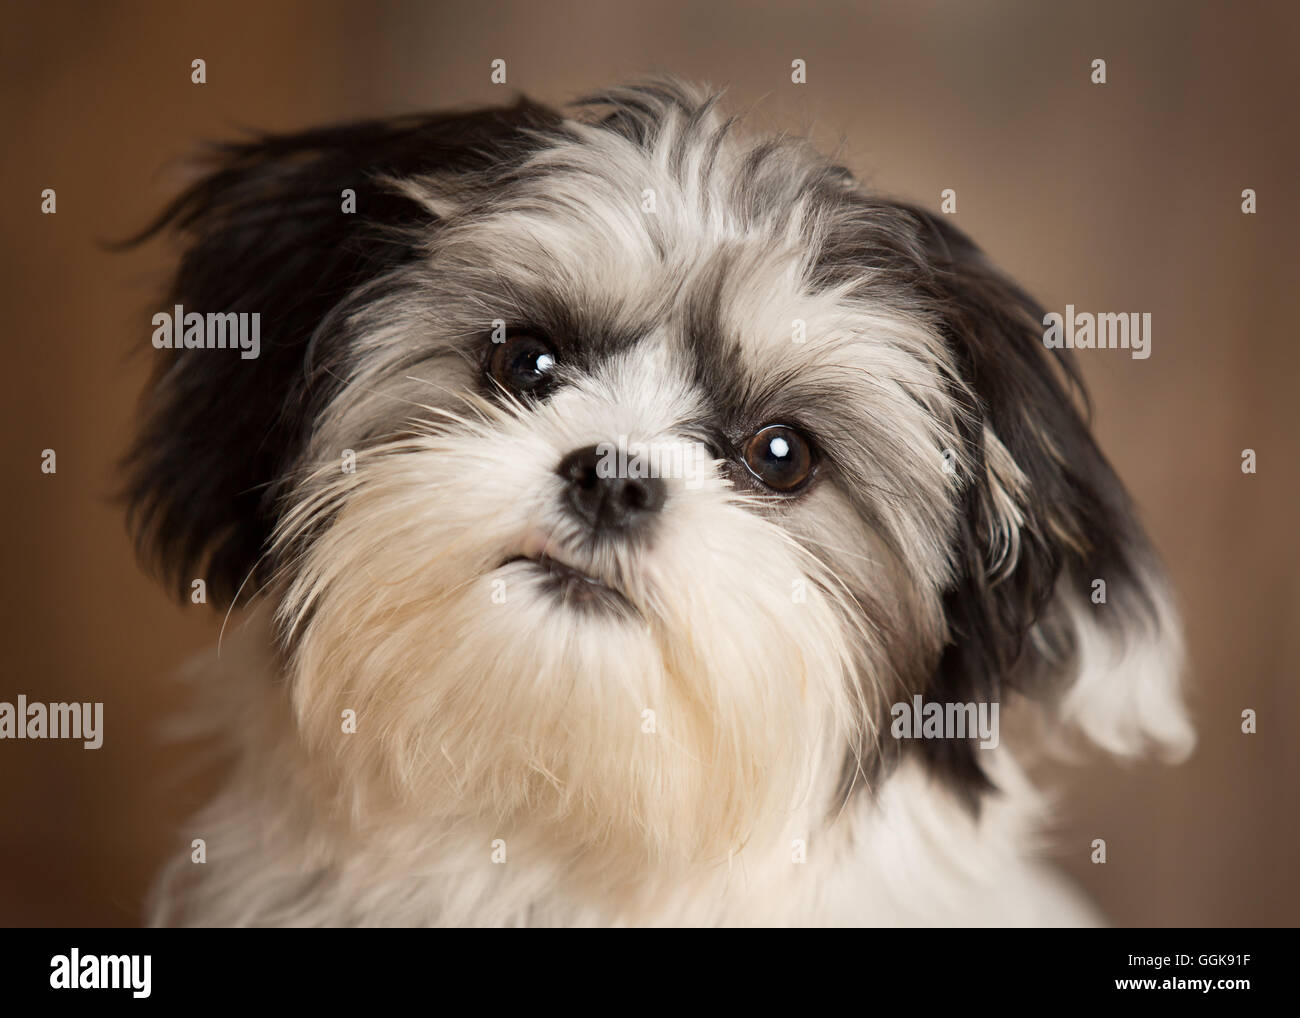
(124, 99), (561, 604)
(897, 205), (1193, 789)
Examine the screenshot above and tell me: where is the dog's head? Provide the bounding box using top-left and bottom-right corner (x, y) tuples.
(128, 80), (1191, 864)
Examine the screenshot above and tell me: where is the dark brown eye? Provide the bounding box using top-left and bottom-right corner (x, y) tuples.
(742, 424), (815, 492)
(488, 333), (558, 397)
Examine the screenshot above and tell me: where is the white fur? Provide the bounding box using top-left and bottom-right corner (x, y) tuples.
(148, 82), (1190, 927)
(153, 615), (1105, 927)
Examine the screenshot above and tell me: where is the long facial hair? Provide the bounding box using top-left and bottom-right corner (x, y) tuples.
(128, 80), (1191, 922)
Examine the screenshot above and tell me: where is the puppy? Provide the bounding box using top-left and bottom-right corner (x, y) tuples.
(127, 79), (1193, 926)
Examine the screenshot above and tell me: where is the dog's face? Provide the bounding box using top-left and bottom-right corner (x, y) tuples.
(129, 82), (1191, 866)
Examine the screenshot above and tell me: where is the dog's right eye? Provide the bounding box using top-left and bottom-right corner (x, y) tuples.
(488, 333), (558, 398)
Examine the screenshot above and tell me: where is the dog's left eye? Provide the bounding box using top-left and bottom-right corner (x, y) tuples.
(742, 424), (816, 492)
(488, 333), (558, 397)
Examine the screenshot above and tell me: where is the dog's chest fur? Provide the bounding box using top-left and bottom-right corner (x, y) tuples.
(151, 624), (1098, 928)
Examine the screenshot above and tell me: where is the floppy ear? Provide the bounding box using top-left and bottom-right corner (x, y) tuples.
(895, 204), (1193, 790)
(124, 99), (562, 605)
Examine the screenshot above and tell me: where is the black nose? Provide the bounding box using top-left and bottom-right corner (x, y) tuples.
(557, 444), (666, 533)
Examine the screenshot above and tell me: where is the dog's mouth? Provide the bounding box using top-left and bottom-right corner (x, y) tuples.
(502, 552), (637, 617)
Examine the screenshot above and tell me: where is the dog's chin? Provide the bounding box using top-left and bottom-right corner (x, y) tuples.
(499, 555), (638, 618)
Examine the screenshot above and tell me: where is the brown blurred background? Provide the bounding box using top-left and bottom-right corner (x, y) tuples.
(2, 0), (1296, 926)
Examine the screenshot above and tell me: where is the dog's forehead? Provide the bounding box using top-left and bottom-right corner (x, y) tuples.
(423, 117), (927, 410)
(442, 137), (813, 310)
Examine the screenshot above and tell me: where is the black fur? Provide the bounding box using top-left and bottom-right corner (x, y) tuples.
(124, 99), (562, 603)
(883, 205), (1158, 801)
(127, 85), (1165, 811)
